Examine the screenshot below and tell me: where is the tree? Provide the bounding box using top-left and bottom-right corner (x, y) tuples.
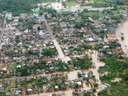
(0, 0), (41, 15)
(121, 36), (124, 41)
(74, 18), (85, 28)
(15, 36), (20, 43)
(43, 48), (55, 57)
(73, 58), (92, 69)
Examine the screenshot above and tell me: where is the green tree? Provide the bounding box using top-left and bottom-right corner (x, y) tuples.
(43, 48), (55, 57)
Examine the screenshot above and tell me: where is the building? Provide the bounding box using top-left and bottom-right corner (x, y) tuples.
(50, 2), (64, 11)
(5, 12), (12, 20)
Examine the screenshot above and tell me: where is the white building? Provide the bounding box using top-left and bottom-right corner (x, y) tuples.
(50, 2), (64, 11)
(5, 12), (12, 20)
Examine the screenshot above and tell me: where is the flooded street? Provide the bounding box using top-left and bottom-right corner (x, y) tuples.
(90, 51), (106, 95)
(67, 71), (78, 80)
(116, 20), (128, 56)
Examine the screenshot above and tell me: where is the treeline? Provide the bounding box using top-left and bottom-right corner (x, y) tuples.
(116, 0), (128, 5)
(0, 0), (42, 15)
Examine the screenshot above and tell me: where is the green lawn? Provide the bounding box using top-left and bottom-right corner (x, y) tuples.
(65, 2), (77, 7)
(0, 64), (3, 70)
(9, 64), (16, 70)
(9, 78), (16, 88)
(41, 0), (56, 2)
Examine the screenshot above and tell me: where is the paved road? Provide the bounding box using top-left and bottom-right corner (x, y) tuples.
(116, 20), (128, 56)
(52, 39), (65, 60)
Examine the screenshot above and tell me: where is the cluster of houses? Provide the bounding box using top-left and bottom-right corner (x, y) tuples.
(0, 0), (126, 95)
(0, 69), (98, 96)
(0, 11), (97, 96)
(37, 0), (92, 12)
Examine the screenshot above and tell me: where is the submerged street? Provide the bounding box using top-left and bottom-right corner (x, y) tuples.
(116, 20), (128, 56)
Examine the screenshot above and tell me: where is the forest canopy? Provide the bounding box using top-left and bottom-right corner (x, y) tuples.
(0, 0), (42, 15)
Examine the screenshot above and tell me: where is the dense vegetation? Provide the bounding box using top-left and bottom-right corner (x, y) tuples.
(0, 0), (42, 15)
(98, 81), (128, 96)
(98, 55), (128, 96)
(81, 0), (128, 7)
(73, 58), (92, 69)
(42, 48), (56, 57)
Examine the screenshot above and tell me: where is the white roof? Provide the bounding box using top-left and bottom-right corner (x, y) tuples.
(50, 2), (64, 11)
(87, 38), (94, 41)
(16, 65), (21, 68)
(39, 30), (44, 35)
(0, 84), (2, 87)
(77, 81), (82, 85)
(27, 88), (33, 91)
(2, 67), (7, 71)
(55, 85), (59, 89)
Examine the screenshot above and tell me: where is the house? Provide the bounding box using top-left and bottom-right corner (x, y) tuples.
(60, 22), (67, 28)
(5, 12), (12, 20)
(15, 89), (22, 95)
(50, 2), (64, 11)
(0, 84), (4, 92)
(20, 13), (29, 18)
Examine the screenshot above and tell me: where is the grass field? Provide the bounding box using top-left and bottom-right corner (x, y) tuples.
(65, 2), (77, 7)
(9, 78), (16, 88)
